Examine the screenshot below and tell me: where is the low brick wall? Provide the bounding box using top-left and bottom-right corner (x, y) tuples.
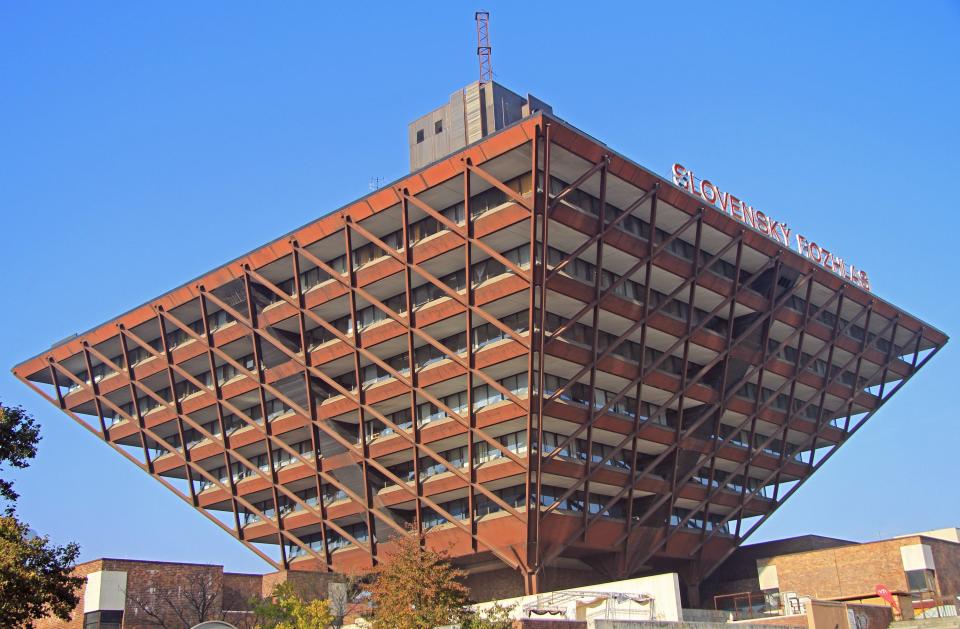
(514, 620), (587, 629)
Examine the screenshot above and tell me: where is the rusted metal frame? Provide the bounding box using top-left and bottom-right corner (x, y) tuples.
(196, 286), (526, 518)
(733, 261), (782, 537)
(343, 221), (380, 564)
(464, 166), (478, 551)
(531, 124), (553, 589)
(622, 289), (882, 574)
(400, 198), (425, 539)
(94, 325), (371, 557)
(402, 185), (531, 284)
(543, 209), (705, 367)
(525, 122), (547, 580)
(688, 309), (903, 554)
(114, 322), (377, 557)
(541, 214), (742, 413)
(14, 371), (284, 571)
(154, 316), (199, 507)
(666, 216), (705, 530)
(839, 316), (880, 435)
(766, 279), (815, 505)
(271, 254), (525, 468)
(546, 155), (609, 214)
(47, 363), (66, 410)
(542, 234), (761, 463)
(46, 355), (327, 564)
(546, 262), (813, 520)
(116, 332), (155, 474)
(619, 190), (660, 576)
(696, 325), (938, 582)
(545, 184), (658, 283)
(581, 161), (608, 537)
(653, 287), (874, 546)
(343, 216), (530, 410)
(696, 235), (747, 546)
(240, 267), (526, 476)
(464, 158), (535, 212)
(828, 304), (874, 450)
(538, 256), (801, 520)
(197, 294), (244, 539)
(80, 345), (109, 437)
(241, 274), (289, 568)
(122, 313), (342, 496)
(876, 316), (909, 400)
(807, 294), (859, 466)
(286, 245), (528, 428)
(289, 247), (333, 567)
(537, 268), (821, 563)
(197, 288), (526, 559)
(698, 338), (943, 585)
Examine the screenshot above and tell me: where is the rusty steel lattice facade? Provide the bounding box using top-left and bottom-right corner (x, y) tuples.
(12, 114), (947, 598)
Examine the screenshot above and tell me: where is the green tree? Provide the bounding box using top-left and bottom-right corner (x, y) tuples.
(461, 603), (514, 629)
(0, 403), (83, 628)
(252, 581), (333, 629)
(0, 404), (40, 511)
(0, 514), (83, 628)
(367, 531), (471, 629)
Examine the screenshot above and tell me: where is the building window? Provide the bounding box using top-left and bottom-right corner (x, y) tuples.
(416, 129), (425, 143)
(83, 610), (123, 629)
(906, 568), (936, 592)
(434, 119), (443, 134)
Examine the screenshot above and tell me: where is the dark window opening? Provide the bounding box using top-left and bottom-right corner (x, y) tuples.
(906, 569), (936, 593)
(416, 129), (425, 143)
(84, 610), (123, 629)
(434, 119), (443, 134)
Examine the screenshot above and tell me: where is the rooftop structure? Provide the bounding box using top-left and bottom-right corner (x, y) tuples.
(704, 527), (960, 619)
(12, 82), (947, 602)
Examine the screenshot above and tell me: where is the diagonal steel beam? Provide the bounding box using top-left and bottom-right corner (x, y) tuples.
(15, 370), (284, 571)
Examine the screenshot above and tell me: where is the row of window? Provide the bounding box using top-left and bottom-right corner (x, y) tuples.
(767, 338), (864, 388)
(67, 309), (236, 393)
(303, 244), (530, 350)
(541, 372), (675, 426)
(546, 246), (727, 336)
(197, 438), (315, 492)
(544, 311), (697, 378)
(548, 176), (740, 282)
(550, 174), (904, 362)
(277, 173), (533, 300)
(387, 429), (528, 483)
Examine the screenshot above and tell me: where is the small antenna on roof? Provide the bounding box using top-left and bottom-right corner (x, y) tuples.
(369, 176), (383, 191)
(475, 11), (492, 84)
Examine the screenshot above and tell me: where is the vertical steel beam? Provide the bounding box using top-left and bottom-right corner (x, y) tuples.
(240, 277), (288, 568)
(619, 188), (659, 576)
(153, 317), (198, 507)
(463, 166), (478, 552)
(117, 329), (155, 475)
(342, 220), (379, 566)
(582, 161), (607, 537)
(289, 245), (333, 568)
(399, 198), (425, 539)
(197, 294), (244, 540)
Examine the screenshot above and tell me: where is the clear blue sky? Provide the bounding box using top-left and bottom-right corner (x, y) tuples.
(1, 2), (957, 574)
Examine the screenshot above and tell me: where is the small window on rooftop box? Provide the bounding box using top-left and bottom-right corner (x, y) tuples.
(435, 120), (443, 134)
(416, 129), (425, 143)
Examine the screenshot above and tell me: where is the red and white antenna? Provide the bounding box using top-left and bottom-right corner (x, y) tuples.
(475, 11), (492, 84)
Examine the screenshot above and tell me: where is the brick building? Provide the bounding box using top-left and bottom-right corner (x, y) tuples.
(39, 558), (333, 629)
(12, 79), (947, 602)
(703, 528), (960, 617)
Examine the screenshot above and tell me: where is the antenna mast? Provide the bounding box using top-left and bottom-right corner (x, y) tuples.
(475, 11), (492, 84)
